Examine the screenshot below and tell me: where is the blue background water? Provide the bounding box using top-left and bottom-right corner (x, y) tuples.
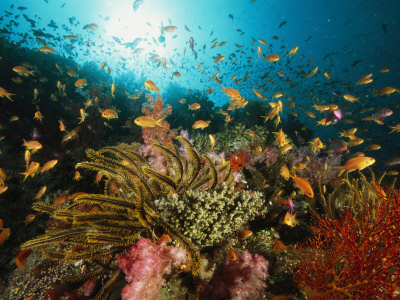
(1, 0), (400, 160)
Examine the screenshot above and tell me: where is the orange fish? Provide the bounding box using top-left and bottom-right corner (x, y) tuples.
(252, 88), (267, 100)
(34, 110), (43, 122)
(23, 140), (42, 153)
(305, 66), (318, 78)
(16, 249), (32, 269)
(134, 116), (165, 128)
(283, 212), (299, 227)
(34, 186), (47, 199)
(59, 120), (66, 131)
(22, 162), (40, 181)
(237, 229), (253, 239)
(0, 86), (15, 101)
(264, 54), (280, 62)
(41, 160), (58, 174)
(144, 80), (160, 92)
(293, 175), (314, 198)
(101, 109), (118, 120)
(192, 120), (211, 130)
(74, 79), (87, 87)
(0, 185), (8, 195)
(39, 45), (56, 53)
(74, 170), (82, 181)
(226, 248), (237, 261)
(281, 165), (290, 181)
(24, 214), (36, 225)
(343, 94), (359, 102)
(0, 228), (11, 245)
(53, 194), (69, 208)
(188, 103), (201, 110)
(13, 66), (34, 76)
(336, 156), (375, 176)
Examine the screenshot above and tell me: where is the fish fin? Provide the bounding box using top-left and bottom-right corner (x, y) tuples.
(334, 166), (345, 176)
(156, 117), (166, 128)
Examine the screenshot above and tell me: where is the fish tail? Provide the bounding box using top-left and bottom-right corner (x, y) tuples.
(156, 117), (166, 128)
(335, 166), (345, 176)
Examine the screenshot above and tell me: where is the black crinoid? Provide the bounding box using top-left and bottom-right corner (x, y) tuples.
(21, 136), (233, 299)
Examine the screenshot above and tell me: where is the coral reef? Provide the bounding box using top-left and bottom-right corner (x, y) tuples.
(287, 146), (341, 185)
(155, 183), (265, 247)
(293, 188), (400, 299)
(192, 124), (270, 154)
(19, 136), (233, 298)
(207, 250), (269, 300)
(119, 236), (188, 300)
(140, 93), (177, 145)
(226, 150), (251, 172)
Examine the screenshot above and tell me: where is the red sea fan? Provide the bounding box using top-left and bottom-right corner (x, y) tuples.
(293, 189), (400, 299)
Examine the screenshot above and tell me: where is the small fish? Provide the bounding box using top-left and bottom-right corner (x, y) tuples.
(336, 157), (375, 175)
(237, 229), (253, 239)
(283, 212), (298, 227)
(41, 160), (58, 174)
(209, 134), (216, 151)
(188, 103), (201, 110)
(192, 120), (211, 130)
(78, 108), (86, 124)
(0, 228), (11, 245)
(21, 161), (40, 181)
(134, 116), (166, 128)
(23, 140), (42, 153)
(39, 45), (55, 53)
(74, 170), (81, 181)
(281, 165), (290, 180)
(74, 79), (87, 87)
(343, 94), (359, 102)
(0, 87), (14, 101)
(16, 249), (32, 269)
(34, 186), (46, 199)
(264, 54), (280, 62)
(252, 88), (267, 100)
(305, 66), (318, 78)
(279, 21), (287, 28)
(101, 109), (118, 120)
(59, 120), (66, 132)
(293, 175), (314, 198)
(144, 80), (160, 92)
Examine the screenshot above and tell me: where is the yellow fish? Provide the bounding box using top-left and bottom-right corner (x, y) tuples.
(336, 156), (375, 176)
(134, 116), (166, 128)
(144, 80), (160, 92)
(192, 120), (211, 130)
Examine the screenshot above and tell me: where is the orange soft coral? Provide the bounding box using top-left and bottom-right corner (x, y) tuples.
(226, 150), (251, 172)
(141, 93), (177, 145)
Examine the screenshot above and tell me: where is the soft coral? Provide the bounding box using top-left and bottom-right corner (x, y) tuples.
(118, 236), (188, 300)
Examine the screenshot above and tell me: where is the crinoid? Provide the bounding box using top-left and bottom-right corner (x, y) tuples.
(20, 136), (233, 299)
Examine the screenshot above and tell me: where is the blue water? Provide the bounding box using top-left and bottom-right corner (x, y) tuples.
(1, 0), (400, 159)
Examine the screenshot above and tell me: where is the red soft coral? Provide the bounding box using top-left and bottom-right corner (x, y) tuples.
(118, 236), (188, 300)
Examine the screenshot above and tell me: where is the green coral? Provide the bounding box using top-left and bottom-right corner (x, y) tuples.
(155, 183), (265, 247)
(192, 124), (270, 154)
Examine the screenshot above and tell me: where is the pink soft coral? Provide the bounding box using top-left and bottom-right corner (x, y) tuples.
(118, 236), (188, 300)
(210, 251), (269, 300)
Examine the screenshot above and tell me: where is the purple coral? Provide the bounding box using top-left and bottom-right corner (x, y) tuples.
(118, 237), (188, 300)
(247, 146), (279, 172)
(138, 134), (167, 174)
(288, 146), (342, 185)
(210, 251), (269, 300)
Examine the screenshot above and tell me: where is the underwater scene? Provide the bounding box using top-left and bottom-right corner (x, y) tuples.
(0, 0), (400, 299)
